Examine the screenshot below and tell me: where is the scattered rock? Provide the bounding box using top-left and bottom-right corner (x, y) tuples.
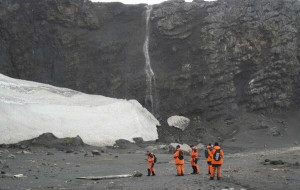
(1, 174), (14, 178)
(114, 139), (133, 149)
(169, 143), (191, 154)
(17, 133), (85, 150)
(270, 160), (284, 165)
(196, 143), (204, 150)
(8, 154), (15, 159)
(2, 163), (10, 170)
(145, 145), (169, 153)
(294, 141), (298, 146)
(133, 137), (144, 144)
(16, 150), (32, 154)
(76, 164), (80, 167)
(47, 152), (54, 155)
(132, 171), (142, 177)
(270, 127), (281, 136)
(65, 150), (74, 153)
(20, 145), (28, 149)
(100, 147), (108, 153)
(250, 123), (269, 130)
(92, 150), (100, 156)
(264, 159), (284, 165)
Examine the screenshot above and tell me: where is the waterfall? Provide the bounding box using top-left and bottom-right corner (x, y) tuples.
(143, 5), (156, 114)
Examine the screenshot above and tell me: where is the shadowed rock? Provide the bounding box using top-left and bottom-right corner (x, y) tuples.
(17, 133), (84, 151)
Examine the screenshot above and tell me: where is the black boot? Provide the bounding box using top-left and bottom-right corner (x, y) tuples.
(193, 166), (197, 174)
(190, 166), (195, 174)
(147, 169), (151, 176)
(152, 171), (156, 176)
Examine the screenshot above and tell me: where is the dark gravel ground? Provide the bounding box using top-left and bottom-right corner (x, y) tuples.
(0, 144), (299, 190)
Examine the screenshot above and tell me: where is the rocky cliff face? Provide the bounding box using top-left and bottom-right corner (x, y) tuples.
(1, 0), (299, 143)
(0, 0), (147, 100)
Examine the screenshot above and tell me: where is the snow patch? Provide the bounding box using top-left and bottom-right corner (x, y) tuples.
(0, 74), (159, 146)
(167, 115), (190, 131)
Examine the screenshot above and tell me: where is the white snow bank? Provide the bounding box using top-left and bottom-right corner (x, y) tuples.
(167, 115), (190, 131)
(0, 74), (159, 146)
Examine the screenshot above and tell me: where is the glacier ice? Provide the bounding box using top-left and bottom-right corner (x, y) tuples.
(0, 74), (159, 146)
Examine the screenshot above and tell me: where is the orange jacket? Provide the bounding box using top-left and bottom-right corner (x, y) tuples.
(173, 148), (184, 165)
(209, 146), (224, 165)
(190, 148), (198, 162)
(206, 145), (213, 162)
(148, 153), (155, 163)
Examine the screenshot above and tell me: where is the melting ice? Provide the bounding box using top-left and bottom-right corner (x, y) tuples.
(0, 74), (159, 146)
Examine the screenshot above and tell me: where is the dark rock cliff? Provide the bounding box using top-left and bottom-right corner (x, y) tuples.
(0, 0), (299, 143)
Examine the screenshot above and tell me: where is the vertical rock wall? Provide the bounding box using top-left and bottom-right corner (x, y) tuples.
(150, 0), (300, 121)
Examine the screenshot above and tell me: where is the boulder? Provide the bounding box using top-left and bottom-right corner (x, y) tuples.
(114, 139), (133, 149)
(270, 160), (284, 165)
(145, 145), (169, 153)
(132, 171), (143, 177)
(167, 116), (190, 131)
(17, 133), (85, 151)
(133, 137), (144, 144)
(196, 143), (205, 150)
(169, 143), (191, 154)
(91, 150), (101, 156)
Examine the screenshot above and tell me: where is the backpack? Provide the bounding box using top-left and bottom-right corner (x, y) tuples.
(178, 150), (184, 160)
(204, 149), (209, 158)
(213, 149), (221, 161)
(154, 155), (157, 163)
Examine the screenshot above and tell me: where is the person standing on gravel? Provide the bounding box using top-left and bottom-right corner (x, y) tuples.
(209, 142), (224, 180)
(173, 145), (185, 176)
(147, 152), (156, 176)
(205, 143), (213, 175)
(190, 145), (199, 174)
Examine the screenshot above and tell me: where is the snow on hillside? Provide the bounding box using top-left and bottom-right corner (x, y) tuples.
(0, 74), (159, 146)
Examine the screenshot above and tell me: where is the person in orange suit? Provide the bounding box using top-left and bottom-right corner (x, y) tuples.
(209, 142), (224, 180)
(190, 145), (199, 174)
(205, 143), (213, 175)
(173, 145), (184, 176)
(147, 152), (156, 176)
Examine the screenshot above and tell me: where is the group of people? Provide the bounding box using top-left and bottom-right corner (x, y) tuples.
(146, 142), (224, 180)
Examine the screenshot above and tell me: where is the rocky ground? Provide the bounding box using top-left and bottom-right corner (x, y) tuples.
(0, 125), (299, 190)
